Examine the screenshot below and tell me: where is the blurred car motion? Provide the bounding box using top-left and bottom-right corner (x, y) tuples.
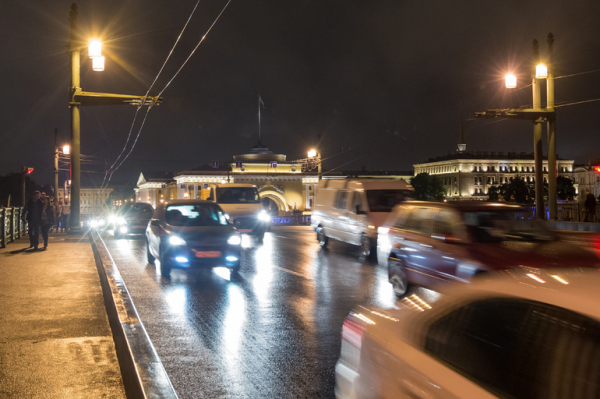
(377, 202), (600, 297)
(336, 269), (600, 399)
(146, 200), (242, 277)
(112, 202), (154, 239)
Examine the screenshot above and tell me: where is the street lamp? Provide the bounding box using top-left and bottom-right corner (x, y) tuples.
(62, 145), (70, 155)
(88, 39), (102, 58)
(536, 64), (548, 79)
(505, 74), (517, 89)
(92, 56), (105, 72)
(308, 149), (317, 158)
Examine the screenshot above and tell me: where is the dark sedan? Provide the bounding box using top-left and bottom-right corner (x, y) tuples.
(377, 201), (600, 296)
(146, 200), (242, 277)
(113, 202), (154, 239)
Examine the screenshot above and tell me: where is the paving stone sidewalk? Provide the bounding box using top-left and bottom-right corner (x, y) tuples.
(0, 233), (126, 398)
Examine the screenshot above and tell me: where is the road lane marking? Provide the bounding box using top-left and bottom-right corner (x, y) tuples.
(276, 235), (293, 239)
(272, 265), (313, 280)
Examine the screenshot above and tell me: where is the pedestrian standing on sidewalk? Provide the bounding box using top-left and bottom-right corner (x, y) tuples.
(54, 199), (62, 232)
(24, 191), (43, 250)
(61, 199), (71, 232)
(40, 196), (55, 250)
(585, 189), (597, 222)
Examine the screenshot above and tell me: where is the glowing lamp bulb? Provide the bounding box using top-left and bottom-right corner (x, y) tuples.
(92, 56), (105, 72)
(88, 40), (102, 58)
(62, 145), (70, 155)
(505, 74), (517, 89)
(308, 149), (317, 158)
(536, 64), (548, 79)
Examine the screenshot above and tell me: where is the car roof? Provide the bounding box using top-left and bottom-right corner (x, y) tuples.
(450, 269), (600, 321)
(400, 201), (522, 212)
(163, 199), (218, 206)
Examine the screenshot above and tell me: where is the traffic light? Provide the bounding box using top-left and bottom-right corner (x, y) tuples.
(594, 166), (600, 173)
(22, 166), (34, 175)
(27, 168), (34, 175)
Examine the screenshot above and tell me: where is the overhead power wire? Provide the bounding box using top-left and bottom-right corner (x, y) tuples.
(101, 0), (233, 190)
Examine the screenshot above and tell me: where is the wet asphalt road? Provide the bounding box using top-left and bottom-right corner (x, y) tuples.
(102, 226), (425, 399)
(101, 227), (600, 399)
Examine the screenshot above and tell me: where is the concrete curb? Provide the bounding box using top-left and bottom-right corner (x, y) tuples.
(89, 229), (178, 399)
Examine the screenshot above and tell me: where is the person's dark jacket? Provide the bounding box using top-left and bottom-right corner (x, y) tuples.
(42, 205), (55, 227)
(585, 193), (597, 211)
(25, 198), (43, 225)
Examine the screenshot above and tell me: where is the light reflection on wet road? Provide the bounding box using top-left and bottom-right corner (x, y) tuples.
(102, 226), (431, 398)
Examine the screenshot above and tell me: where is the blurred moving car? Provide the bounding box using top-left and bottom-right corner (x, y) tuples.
(311, 179), (413, 258)
(112, 202), (154, 239)
(146, 200), (242, 277)
(208, 183), (270, 240)
(377, 202), (600, 297)
(336, 270), (600, 399)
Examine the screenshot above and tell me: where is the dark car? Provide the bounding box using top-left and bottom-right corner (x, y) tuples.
(113, 202), (154, 239)
(146, 200), (242, 277)
(377, 201), (600, 297)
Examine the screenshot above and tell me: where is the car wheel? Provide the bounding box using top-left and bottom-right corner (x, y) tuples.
(359, 235), (372, 258)
(317, 227), (328, 247)
(160, 252), (172, 277)
(388, 254), (409, 297)
(147, 240), (155, 265)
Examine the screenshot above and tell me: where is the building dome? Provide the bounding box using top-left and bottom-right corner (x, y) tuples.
(233, 142), (287, 163)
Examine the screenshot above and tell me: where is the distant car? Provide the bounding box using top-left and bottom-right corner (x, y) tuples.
(146, 200), (242, 277)
(336, 269), (600, 399)
(113, 202), (154, 239)
(377, 201), (600, 297)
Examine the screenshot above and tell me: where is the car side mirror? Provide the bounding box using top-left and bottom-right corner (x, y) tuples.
(150, 220), (160, 227)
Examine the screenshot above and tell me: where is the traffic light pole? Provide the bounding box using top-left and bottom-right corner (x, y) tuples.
(54, 128), (59, 205)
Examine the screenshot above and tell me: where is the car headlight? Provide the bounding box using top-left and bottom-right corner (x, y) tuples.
(258, 210), (270, 222)
(116, 217), (126, 225)
(227, 235), (241, 245)
(108, 215), (116, 223)
(169, 236), (186, 246)
(98, 219), (105, 226)
(90, 220), (98, 228)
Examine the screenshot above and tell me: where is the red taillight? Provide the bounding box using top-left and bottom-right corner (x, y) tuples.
(158, 227), (165, 237)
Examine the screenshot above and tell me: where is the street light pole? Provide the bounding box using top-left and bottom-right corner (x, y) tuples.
(69, 4), (82, 232)
(532, 39), (545, 220)
(547, 33), (557, 220)
(54, 128), (59, 205)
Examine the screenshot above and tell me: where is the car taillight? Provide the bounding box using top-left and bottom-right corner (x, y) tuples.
(158, 227), (165, 237)
(340, 315), (366, 371)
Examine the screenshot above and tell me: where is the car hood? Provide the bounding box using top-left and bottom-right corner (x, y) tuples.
(168, 225), (236, 245)
(467, 240), (600, 270)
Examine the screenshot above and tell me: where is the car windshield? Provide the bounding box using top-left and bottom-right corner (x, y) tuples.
(216, 187), (260, 204)
(166, 204), (227, 227)
(463, 210), (555, 243)
(366, 190), (407, 212)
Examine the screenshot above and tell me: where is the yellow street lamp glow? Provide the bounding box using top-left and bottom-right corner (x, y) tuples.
(536, 64), (548, 79)
(62, 145), (70, 155)
(308, 149), (317, 158)
(92, 56), (105, 72)
(88, 40), (102, 58)
(505, 74), (517, 89)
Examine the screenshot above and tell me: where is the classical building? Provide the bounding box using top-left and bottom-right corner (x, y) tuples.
(572, 163), (600, 199)
(413, 134), (574, 199)
(57, 186), (113, 216)
(135, 144), (319, 213)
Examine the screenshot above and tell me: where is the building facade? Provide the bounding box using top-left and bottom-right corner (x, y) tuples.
(57, 186), (113, 216)
(414, 150), (574, 200)
(135, 145), (319, 213)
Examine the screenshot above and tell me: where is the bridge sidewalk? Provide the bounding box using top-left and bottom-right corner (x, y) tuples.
(0, 233), (126, 398)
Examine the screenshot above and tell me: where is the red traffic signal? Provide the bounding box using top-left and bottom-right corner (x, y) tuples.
(27, 168), (34, 175)
(595, 166), (600, 173)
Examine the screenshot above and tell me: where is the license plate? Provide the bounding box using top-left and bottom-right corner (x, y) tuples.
(239, 229), (252, 233)
(193, 250), (221, 258)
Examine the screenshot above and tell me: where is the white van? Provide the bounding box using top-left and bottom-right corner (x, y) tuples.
(207, 183), (270, 240)
(311, 179), (413, 257)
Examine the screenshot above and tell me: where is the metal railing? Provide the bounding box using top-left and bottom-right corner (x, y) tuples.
(1, 207), (27, 248)
(520, 203), (600, 222)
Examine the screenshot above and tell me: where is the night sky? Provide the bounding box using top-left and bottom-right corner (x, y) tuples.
(2, 0), (600, 186)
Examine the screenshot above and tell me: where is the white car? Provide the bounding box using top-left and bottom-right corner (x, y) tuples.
(335, 269), (600, 398)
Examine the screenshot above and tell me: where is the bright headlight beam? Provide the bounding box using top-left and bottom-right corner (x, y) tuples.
(169, 236), (186, 246)
(227, 235), (241, 245)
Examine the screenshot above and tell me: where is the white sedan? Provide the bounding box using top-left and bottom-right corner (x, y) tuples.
(335, 269), (600, 398)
